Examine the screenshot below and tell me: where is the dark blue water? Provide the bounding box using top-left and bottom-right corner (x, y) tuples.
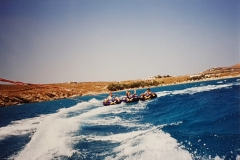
(0, 78), (239, 160)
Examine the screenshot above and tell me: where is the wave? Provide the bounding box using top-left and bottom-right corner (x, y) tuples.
(5, 97), (190, 160)
(102, 127), (192, 160)
(217, 81), (223, 84)
(80, 121), (189, 159)
(9, 98), (147, 160)
(0, 115), (47, 141)
(156, 82), (239, 98)
(2, 80), (238, 160)
(9, 99), (102, 160)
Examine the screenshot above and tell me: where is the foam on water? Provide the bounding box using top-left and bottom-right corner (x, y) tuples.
(109, 102), (147, 114)
(10, 99), (104, 160)
(0, 115), (46, 140)
(103, 127), (192, 160)
(236, 155), (240, 160)
(0, 99), (101, 141)
(7, 96), (188, 160)
(84, 116), (150, 129)
(76, 120), (191, 160)
(156, 82), (238, 97)
(10, 98), (147, 160)
(2, 80), (239, 160)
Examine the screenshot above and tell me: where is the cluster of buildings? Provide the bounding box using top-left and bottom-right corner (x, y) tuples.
(189, 67), (240, 81)
(146, 65), (240, 84)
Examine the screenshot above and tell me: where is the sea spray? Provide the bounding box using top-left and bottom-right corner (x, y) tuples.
(0, 78), (239, 160)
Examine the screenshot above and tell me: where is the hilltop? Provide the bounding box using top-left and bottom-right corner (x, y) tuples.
(0, 63), (239, 107)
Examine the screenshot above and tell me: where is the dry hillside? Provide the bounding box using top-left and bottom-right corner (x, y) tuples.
(0, 63), (239, 107)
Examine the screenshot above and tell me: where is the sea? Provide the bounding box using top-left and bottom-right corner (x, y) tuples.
(0, 77), (239, 160)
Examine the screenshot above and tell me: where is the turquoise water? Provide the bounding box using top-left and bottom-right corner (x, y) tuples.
(0, 78), (239, 160)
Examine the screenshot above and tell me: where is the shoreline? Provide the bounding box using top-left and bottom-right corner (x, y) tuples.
(0, 75), (240, 107)
(90, 75), (240, 95)
(158, 75), (240, 87)
(1, 74), (239, 107)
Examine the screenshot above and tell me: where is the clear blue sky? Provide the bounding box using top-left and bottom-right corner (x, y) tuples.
(0, 0), (239, 83)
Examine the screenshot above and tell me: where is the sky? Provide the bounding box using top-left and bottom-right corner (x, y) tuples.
(0, 0), (239, 84)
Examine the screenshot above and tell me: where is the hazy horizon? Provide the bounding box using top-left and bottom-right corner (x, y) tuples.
(0, 0), (239, 84)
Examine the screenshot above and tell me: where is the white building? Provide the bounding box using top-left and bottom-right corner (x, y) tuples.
(148, 76), (155, 79)
(190, 75), (201, 78)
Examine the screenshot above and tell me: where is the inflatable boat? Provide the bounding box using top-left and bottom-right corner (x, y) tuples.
(103, 99), (122, 106)
(139, 93), (157, 101)
(121, 94), (139, 103)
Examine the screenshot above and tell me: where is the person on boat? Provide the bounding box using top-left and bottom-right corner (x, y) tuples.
(126, 90), (132, 98)
(126, 90), (134, 102)
(144, 88), (153, 95)
(104, 91), (120, 103)
(140, 88), (153, 99)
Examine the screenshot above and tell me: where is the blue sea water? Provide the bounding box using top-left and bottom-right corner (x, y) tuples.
(0, 77), (239, 160)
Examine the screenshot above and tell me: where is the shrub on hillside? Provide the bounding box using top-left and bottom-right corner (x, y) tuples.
(151, 80), (159, 86)
(107, 80), (159, 91)
(107, 83), (124, 91)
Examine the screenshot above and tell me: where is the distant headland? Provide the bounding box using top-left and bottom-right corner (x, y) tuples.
(0, 63), (239, 107)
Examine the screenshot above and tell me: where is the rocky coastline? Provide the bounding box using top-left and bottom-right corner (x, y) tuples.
(1, 63), (239, 107)
(0, 82), (110, 107)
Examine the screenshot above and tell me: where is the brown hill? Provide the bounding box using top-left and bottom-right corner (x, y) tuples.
(230, 63), (240, 68)
(0, 82), (111, 107)
(201, 63), (240, 78)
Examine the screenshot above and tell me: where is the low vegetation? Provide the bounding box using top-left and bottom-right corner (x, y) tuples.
(107, 80), (159, 91)
(155, 75), (171, 78)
